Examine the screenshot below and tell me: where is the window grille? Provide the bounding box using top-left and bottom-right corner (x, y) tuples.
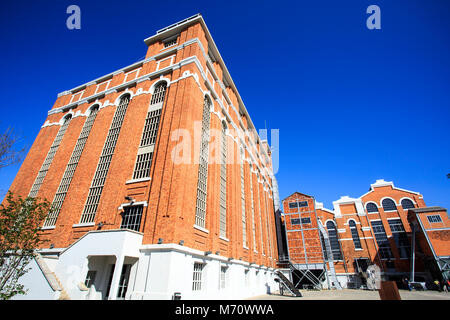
(220, 266), (228, 289)
(401, 199), (415, 210)
(120, 205), (144, 232)
(164, 38), (177, 48)
(140, 109), (162, 147)
(326, 221), (343, 260)
(349, 220), (362, 249)
(219, 123), (227, 238)
(240, 149), (247, 247)
(249, 165), (256, 250)
(388, 219), (410, 258)
(382, 199), (397, 211)
(132, 152), (153, 180)
(192, 262), (204, 291)
(29, 115), (72, 198)
(289, 200), (308, 209)
(256, 174), (265, 254)
(194, 97), (212, 228)
(131, 82), (166, 180)
(370, 220), (393, 259)
(80, 95), (130, 224)
(427, 214), (442, 223)
(366, 202), (378, 213)
(44, 107), (99, 227)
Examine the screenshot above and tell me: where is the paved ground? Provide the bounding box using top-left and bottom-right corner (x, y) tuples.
(246, 289), (450, 300)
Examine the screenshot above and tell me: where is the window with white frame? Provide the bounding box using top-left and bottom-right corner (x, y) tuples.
(163, 37), (177, 48)
(45, 107), (99, 227)
(388, 218), (410, 258)
(427, 215), (442, 223)
(249, 164), (256, 250)
(194, 96), (212, 228)
(366, 202), (378, 213)
(245, 269), (250, 287)
(382, 198), (397, 211)
(120, 205), (144, 232)
(326, 221), (343, 260)
(219, 122), (227, 238)
(240, 148), (247, 247)
(192, 262), (205, 291)
(220, 265), (228, 289)
(401, 199), (415, 210)
(29, 115), (72, 198)
(80, 95), (130, 224)
(349, 220), (362, 250)
(132, 82), (167, 180)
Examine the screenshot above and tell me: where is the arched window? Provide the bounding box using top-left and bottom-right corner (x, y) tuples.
(44, 105), (99, 227)
(349, 220), (362, 250)
(401, 199), (415, 209)
(194, 96), (212, 228)
(366, 202), (378, 213)
(132, 82), (167, 180)
(326, 221), (342, 260)
(80, 94), (131, 224)
(29, 114), (73, 198)
(382, 198), (397, 211)
(219, 121), (227, 238)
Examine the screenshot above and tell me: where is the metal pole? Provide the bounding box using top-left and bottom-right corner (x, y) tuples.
(410, 223), (415, 283)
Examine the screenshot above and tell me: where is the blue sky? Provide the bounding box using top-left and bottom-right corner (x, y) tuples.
(0, 0), (449, 210)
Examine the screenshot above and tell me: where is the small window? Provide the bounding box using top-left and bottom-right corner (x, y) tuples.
(84, 270), (97, 288)
(301, 217), (311, 224)
(220, 266), (228, 289)
(288, 200), (308, 209)
(427, 215), (442, 223)
(401, 199), (415, 209)
(120, 205), (144, 232)
(291, 218), (301, 225)
(382, 199), (397, 211)
(192, 262), (205, 291)
(164, 38), (177, 48)
(366, 203), (378, 213)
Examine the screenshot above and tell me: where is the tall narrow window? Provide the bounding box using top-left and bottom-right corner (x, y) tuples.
(192, 262), (205, 291)
(194, 96), (212, 228)
(80, 94), (130, 224)
(371, 220), (393, 259)
(44, 107), (99, 227)
(349, 220), (362, 250)
(257, 173), (265, 255)
(249, 164), (256, 251)
(382, 198), (397, 211)
(240, 148), (247, 247)
(220, 265), (228, 289)
(388, 218), (410, 258)
(219, 122), (227, 238)
(326, 221), (342, 260)
(29, 115), (72, 198)
(132, 82), (166, 180)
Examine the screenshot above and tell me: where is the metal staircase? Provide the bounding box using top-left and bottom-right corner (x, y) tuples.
(317, 221), (342, 290)
(288, 261), (323, 290)
(275, 270), (302, 297)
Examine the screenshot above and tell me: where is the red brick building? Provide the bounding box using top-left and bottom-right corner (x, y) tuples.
(279, 179), (449, 289)
(7, 14), (279, 300)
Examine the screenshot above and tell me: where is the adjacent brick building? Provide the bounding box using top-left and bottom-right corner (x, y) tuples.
(8, 14), (280, 300)
(279, 179), (449, 289)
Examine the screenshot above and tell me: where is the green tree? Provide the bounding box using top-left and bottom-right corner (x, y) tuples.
(0, 192), (51, 300)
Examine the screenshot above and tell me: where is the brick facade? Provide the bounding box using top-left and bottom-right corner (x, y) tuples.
(6, 15), (278, 269)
